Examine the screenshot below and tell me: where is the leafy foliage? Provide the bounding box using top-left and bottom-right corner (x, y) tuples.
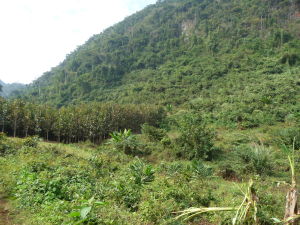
(0, 128), (294, 224)
(110, 129), (140, 155)
(68, 197), (107, 224)
(23, 136), (39, 148)
(190, 160), (213, 179)
(129, 159), (155, 185)
(0, 80), (25, 98)
(0, 0), (300, 224)
(11, 0), (297, 126)
(237, 144), (273, 175)
(0, 99), (164, 144)
(174, 113), (216, 160)
(141, 123), (166, 141)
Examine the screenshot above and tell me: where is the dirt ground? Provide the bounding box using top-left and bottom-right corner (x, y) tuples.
(0, 197), (12, 225)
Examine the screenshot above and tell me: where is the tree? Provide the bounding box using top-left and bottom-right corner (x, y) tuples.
(8, 100), (24, 137)
(22, 103), (34, 137)
(40, 105), (56, 141)
(0, 98), (7, 132)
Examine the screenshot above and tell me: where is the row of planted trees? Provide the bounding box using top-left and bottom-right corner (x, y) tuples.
(0, 98), (165, 144)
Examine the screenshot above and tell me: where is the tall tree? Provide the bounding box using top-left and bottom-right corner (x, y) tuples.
(8, 100), (24, 137)
(0, 98), (7, 132)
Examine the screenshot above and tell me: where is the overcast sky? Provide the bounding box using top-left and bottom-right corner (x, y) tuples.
(0, 0), (156, 84)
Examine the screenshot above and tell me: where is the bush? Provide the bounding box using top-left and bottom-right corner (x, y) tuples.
(0, 132), (6, 141)
(0, 142), (12, 155)
(15, 165), (94, 206)
(110, 129), (139, 155)
(130, 159), (155, 185)
(110, 129), (151, 156)
(141, 124), (166, 141)
(113, 181), (141, 211)
(23, 136), (39, 148)
(273, 127), (300, 150)
(0, 133), (17, 155)
(0, 133), (8, 154)
(160, 136), (171, 147)
(237, 144), (273, 175)
(174, 113), (216, 160)
(190, 160), (213, 179)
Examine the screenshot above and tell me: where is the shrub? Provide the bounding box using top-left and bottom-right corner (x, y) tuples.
(160, 161), (186, 176)
(273, 127), (300, 150)
(110, 129), (139, 155)
(130, 159), (155, 185)
(0, 142), (12, 155)
(113, 182), (141, 211)
(190, 160), (213, 179)
(0, 132), (6, 141)
(174, 113), (216, 160)
(68, 197), (107, 224)
(161, 136), (171, 147)
(141, 123), (166, 141)
(23, 136), (39, 148)
(0, 133), (16, 155)
(15, 166), (94, 206)
(0, 135), (9, 155)
(237, 144), (273, 175)
(110, 129), (151, 156)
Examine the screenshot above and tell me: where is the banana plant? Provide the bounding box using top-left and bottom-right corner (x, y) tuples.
(109, 129), (132, 143)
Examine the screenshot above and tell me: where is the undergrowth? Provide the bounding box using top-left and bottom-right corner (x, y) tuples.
(0, 121), (298, 224)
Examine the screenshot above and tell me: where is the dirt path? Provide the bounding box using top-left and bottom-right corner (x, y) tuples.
(0, 197), (12, 225)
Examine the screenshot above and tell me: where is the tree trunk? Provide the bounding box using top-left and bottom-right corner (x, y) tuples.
(13, 119), (17, 137)
(284, 187), (299, 224)
(2, 118), (4, 133)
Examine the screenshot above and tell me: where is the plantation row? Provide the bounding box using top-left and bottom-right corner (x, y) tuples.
(0, 98), (164, 143)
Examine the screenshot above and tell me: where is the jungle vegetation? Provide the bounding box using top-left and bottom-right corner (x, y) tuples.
(0, 0), (300, 224)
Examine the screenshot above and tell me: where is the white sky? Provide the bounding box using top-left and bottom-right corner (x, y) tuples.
(0, 0), (156, 84)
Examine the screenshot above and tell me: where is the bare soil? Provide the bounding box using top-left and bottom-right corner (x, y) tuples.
(0, 197), (12, 225)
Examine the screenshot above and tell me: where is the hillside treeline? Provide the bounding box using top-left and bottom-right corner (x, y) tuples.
(0, 98), (164, 143)
(18, 0), (300, 106)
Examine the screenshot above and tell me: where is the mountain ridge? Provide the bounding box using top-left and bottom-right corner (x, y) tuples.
(18, 0), (300, 110)
(0, 80), (25, 98)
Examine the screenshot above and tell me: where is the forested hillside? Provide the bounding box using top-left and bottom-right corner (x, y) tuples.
(1, 0), (300, 224)
(0, 80), (25, 98)
(21, 0), (300, 108)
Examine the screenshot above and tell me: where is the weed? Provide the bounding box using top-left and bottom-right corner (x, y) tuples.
(130, 159), (155, 185)
(68, 197), (107, 224)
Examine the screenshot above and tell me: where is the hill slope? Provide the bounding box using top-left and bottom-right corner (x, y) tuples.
(21, 0), (300, 110)
(0, 80), (25, 98)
